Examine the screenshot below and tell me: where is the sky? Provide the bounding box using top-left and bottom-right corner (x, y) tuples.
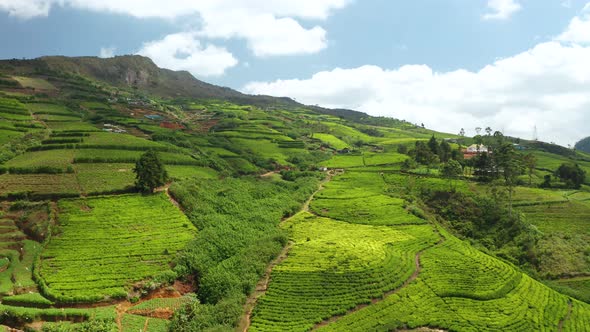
(1, 0), (590, 146)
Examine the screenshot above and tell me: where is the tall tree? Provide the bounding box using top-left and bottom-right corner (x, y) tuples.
(495, 143), (523, 216)
(523, 153), (537, 186)
(134, 150), (169, 193)
(427, 135), (439, 155)
(439, 140), (452, 163)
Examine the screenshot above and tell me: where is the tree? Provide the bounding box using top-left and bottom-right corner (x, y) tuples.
(439, 140), (452, 163)
(411, 141), (434, 165)
(485, 127), (492, 136)
(555, 163), (586, 189)
(495, 143), (523, 216)
(523, 153), (537, 186)
(459, 128), (465, 137)
(134, 150), (169, 193)
(441, 160), (463, 191)
(427, 135), (439, 155)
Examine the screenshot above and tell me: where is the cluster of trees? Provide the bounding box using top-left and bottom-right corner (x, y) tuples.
(555, 163), (586, 189)
(401, 136), (462, 171)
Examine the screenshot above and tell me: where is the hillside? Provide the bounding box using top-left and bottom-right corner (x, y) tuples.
(0, 57), (589, 331)
(576, 137), (590, 154)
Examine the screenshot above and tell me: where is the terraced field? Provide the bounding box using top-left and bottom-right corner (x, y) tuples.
(316, 232), (579, 332)
(518, 200), (590, 236)
(249, 213), (438, 331)
(310, 194), (425, 225)
(247, 166), (590, 331)
(0, 173), (81, 198)
(37, 194), (197, 303)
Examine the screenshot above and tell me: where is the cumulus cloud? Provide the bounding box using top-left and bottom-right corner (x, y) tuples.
(483, 0), (522, 20)
(0, 0), (348, 56)
(137, 32), (238, 77)
(198, 11), (327, 56)
(557, 4), (590, 44)
(99, 46), (115, 58)
(244, 40), (590, 146)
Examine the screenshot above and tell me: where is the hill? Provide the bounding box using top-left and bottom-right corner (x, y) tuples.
(576, 136), (590, 153)
(0, 56), (589, 331)
(0, 55), (302, 108)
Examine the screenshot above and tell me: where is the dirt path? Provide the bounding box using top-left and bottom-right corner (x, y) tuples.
(239, 172), (333, 332)
(142, 317), (150, 332)
(115, 301), (132, 332)
(260, 171), (278, 177)
(155, 183), (182, 209)
(238, 242), (293, 332)
(311, 235), (445, 330)
(298, 172), (334, 215)
(557, 300), (573, 332)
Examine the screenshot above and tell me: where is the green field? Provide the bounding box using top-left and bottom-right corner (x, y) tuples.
(518, 200), (590, 236)
(250, 213), (438, 331)
(46, 121), (100, 132)
(27, 103), (76, 116)
(317, 233), (577, 332)
(83, 132), (169, 148)
(11, 76), (56, 90)
(0, 173), (80, 198)
(0, 129), (23, 145)
(38, 194), (197, 302)
(73, 163), (135, 194)
(4, 149), (75, 171)
(313, 133), (349, 150)
(74, 149), (198, 165)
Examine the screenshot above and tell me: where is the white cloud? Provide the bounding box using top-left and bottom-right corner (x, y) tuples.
(137, 32), (238, 77)
(557, 3), (590, 44)
(243, 40), (590, 146)
(198, 11), (327, 56)
(483, 0), (522, 20)
(0, 0), (349, 56)
(0, 0), (51, 19)
(99, 46), (115, 58)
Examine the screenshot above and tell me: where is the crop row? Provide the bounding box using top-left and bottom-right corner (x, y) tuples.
(310, 194), (425, 226)
(36, 194), (197, 303)
(317, 232), (582, 331)
(249, 213), (438, 331)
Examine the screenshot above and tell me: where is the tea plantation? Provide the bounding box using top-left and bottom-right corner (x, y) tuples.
(37, 194), (197, 303)
(0, 62), (589, 331)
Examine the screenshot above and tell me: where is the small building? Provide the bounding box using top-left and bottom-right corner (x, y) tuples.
(318, 166), (328, 172)
(463, 144), (490, 159)
(465, 144), (489, 153)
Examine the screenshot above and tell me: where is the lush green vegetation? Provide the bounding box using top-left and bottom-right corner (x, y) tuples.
(250, 213), (437, 331)
(314, 228), (578, 332)
(1, 63), (590, 331)
(169, 176), (319, 330)
(37, 194), (196, 303)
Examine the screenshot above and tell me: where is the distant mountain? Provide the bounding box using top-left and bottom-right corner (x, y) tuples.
(575, 136), (590, 153)
(0, 55), (299, 106)
(0, 55), (398, 123)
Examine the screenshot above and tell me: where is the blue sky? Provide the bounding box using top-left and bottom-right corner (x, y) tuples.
(1, 0), (590, 145)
